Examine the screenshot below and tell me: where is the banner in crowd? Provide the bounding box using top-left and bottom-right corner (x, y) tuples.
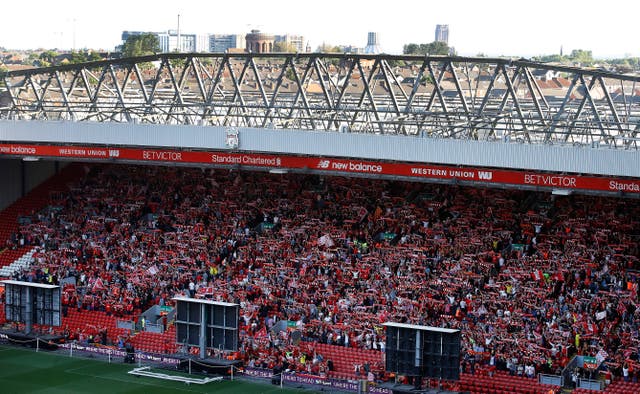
(243, 367), (391, 393)
(1, 143), (639, 194)
(583, 356), (598, 369)
(243, 367), (275, 379)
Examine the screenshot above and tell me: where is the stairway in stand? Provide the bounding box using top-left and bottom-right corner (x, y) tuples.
(0, 163), (85, 272)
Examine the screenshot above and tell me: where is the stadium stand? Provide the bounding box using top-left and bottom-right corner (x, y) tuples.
(458, 369), (559, 394)
(0, 163), (639, 392)
(0, 164), (84, 269)
(127, 325), (177, 354)
(61, 308), (126, 344)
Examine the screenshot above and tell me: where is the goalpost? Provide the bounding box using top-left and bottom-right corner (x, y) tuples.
(126, 297), (241, 386)
(127, 364), (223, 385)
(127, 356), (237, 385)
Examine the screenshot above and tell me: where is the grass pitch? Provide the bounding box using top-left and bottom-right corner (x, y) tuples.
(0, 345), (309, 393)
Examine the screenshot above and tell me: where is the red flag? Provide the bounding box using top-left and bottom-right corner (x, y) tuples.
(255, 326), (268, 338)
(93, 278), (105, 291)
(358, 207), (368, 221)
(531, 270), (542, 281)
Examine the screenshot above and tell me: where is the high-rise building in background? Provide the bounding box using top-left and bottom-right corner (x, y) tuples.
(122, 31), (208, 53)
(158, 31), (208, 52)
(338, 45), (363, 54)
(435, 24), (449, 44)
(364, 32), (382, 54)
(274, 35), (305, 52)
(209, 34), (246, 53)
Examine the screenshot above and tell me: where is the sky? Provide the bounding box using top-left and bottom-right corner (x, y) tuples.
(1, 0), (638, 59)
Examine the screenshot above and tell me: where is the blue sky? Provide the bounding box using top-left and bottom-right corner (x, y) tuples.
(1, 0), (638, 58)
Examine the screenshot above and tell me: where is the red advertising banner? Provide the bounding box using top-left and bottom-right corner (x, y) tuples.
(1, 143), (639, 194)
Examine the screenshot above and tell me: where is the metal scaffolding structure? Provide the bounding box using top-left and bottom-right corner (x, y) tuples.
(2, 53), (640, 149)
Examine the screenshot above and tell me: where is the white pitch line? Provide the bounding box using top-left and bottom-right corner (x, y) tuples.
(63, 366), (206, 393)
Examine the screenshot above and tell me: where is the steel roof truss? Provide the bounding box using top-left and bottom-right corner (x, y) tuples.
(352, 58), (381, 133)
(203, 56), (228, 121)
(564, 75), (600, 143)
(447, 61), (473, 137)
(330, 57), (357, 130)
(285, 56), (316, 130)
(224, 57), (253, 126)
(261, 56), (291, 128)
(312, 56), (335, 130)
(108, 65), (132, 123)
(488, 65), (530, 141)
(132, 63), (150, 105)
(426, 62), (454, 136)
(249, 57), (270, 111)
(521, 68), (549, 130)
(379, 59), (402, 134)
(547, 74), (579, 142)
(1, 54), (639, 149)
(404, 59), (427, 113)
(580, 75), (609, 142)
(425, 61), (448, 113)
(597, 76), (625, 143)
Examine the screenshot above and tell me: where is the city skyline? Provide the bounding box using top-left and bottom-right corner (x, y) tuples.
(1, 0), (638, 58)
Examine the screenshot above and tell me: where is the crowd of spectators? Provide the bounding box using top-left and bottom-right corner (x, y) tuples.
(4, 164), (640, 381)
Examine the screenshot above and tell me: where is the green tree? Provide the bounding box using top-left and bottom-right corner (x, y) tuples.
(316, 43), (342, 53)
(38, 50), (58, 67)
(533, 54), (567, 63)
(121, 33), (160, 57)
(273, 41), (298, 53)
(169, 54), (186, 69)
(404, 43), (419, 54)
(27, 52), (39, 65)
(421, 74), (435, 85)
(68, 50), (103, 64)
(388, 59), (406, 68)
(69, 51), (86, 64)
(568, 49), (593, 66)
(612, 57), (639, 71)
(285, 67), (298, 81)
(429, 41), (451, 56)
(403, 41), (450, 56)
(87, 51), (102, 62)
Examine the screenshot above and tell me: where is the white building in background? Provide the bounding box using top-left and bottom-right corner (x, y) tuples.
(157, 31), (209, 53)
(122, 30), (208, 53)
(338, 45), (363, 54)
(274, 35), (306, 52)
(435, 24), (449, 44)
(364, 32), (382, 54)
(195, 35), (209, 53)
(209, 34), (246, 53)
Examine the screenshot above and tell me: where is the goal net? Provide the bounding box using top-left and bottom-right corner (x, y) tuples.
(127, 365), (223, 385)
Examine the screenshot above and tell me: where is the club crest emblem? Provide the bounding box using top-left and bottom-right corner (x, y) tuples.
(225, 128), (239, 149)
